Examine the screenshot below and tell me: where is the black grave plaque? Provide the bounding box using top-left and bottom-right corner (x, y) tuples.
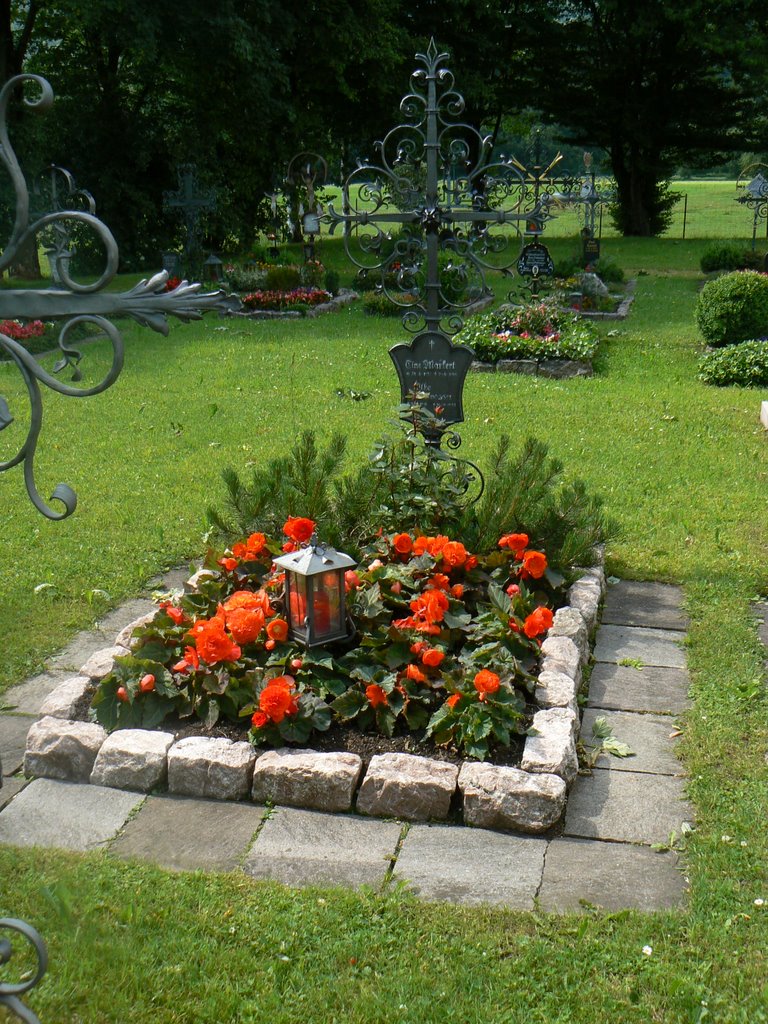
(389, 331), (475, 427)
(517, 241), (555, 278)
(583, 237), (601, 264)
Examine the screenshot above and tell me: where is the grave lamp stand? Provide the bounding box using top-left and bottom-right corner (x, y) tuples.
(273, 536), (356, 648)
(203, 253), (224, 283)
(302, 212), (320, 262)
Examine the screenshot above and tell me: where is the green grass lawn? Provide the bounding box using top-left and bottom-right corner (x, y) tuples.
(2, 237), (768, 1022)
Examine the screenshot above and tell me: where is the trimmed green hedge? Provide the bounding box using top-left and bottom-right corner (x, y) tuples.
(699, 339), (768, 387)
(695, 270), (768, 347)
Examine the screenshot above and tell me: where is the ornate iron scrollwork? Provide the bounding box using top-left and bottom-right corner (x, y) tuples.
(0, 918), (47, 1024)
(0, 74), (239, 519)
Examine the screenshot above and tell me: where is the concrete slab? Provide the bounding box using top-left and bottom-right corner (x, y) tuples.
(580, 708), (684, 775)
(1, 671), (70, 715)
(752, 602), (768, 650)
(0, 715), (36, 775)
(587, 662), (691, 714)
(0, 778), (143, 851)
(538, 837), (687, 912)
(96, 599), (157, 637)
(111, 794), (264, 872)
(0, 776), (30, 810)
(243, 807), (401, 890)
(46, 629), (112, 673)
(593, 625), (687, 669)
(393, 823), (546, 909)
(602, 581), (688, 630)
(564, 769), (693, 845)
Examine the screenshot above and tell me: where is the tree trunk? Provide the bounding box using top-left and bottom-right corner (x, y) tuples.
(10, 237), (42, 280)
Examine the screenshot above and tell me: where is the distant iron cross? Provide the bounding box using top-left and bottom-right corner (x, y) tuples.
(326, 39), (544, 443)
(0, 75), (236, 520)
(163, 164), (216, 275)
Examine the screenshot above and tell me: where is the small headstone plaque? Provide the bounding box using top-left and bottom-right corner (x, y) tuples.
(517, 241), (554, 278)
(390, 331), (475, 428)
(162, 252), (182, 277)
(583, 237), (600, 265)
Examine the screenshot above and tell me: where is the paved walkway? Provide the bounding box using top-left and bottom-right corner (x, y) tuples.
(1, 580), (696, 911)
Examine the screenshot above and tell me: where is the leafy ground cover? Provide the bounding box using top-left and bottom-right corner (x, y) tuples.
(1, 236), (768, 1022)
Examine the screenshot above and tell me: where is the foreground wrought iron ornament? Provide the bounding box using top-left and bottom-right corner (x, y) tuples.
(0, 918), (47, 1023)
(326, 39), (547, 445)
(0, 74), (238, 519)
(736, 164), (768, 250)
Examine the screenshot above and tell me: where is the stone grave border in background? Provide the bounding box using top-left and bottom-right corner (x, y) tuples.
(18, 564), (605, 833)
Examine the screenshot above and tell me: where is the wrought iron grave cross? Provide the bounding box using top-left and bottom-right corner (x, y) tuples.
(0, 75), (237, 520)
(325, 40), (546, 445)
(162, 163), (216, 276)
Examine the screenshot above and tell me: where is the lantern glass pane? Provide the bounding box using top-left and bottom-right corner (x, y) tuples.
(322, 570), (344, 634)
(288, 572), (308, 631)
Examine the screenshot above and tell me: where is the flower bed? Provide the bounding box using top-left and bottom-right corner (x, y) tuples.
(241, 287), (331, 313)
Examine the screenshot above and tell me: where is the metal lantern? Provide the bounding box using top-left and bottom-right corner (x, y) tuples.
(203, 253), (224, 283)
(273, 537), (356, 647)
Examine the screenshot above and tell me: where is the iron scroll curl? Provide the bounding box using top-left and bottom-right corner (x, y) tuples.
(0, 917), (48, 1024)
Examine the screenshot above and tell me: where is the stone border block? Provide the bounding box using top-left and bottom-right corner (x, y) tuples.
(114, 612), (157, 650)
(540, 635), (582, 687)
(90, 729), (174, 792)
(251, 748), (362, 812)
(549, 607), (590, 665)
(357, 753), (458, 822)
(167, 736), (256, 800)
(535, 669), (579, 712)
(521, 707), (578, 783)
(458, 762), (566, 833)
(24, 716), (107, 782)
(38, 675), (96, 719)
(80, 645), (128, 681)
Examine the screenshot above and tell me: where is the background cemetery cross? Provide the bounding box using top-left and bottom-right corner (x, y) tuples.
(736, 164), (768, 250)
(325, 39), (545, 443)
(162, 163), (216, 278)
(0, 73), (237, 520)
(30, 164), (95, 285)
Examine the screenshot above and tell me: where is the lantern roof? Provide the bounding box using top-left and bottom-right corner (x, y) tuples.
(273, 537), (357, 576)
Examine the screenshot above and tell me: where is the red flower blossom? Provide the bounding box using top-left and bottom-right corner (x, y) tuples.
(139, 673), (156, 693)
(251, 710), (269, 729)
(393, 533), (413, 555)
(523, 606), (553, 638)
(266, 618), (289, 642)
(474, 669), (501, 700)
(160, 602), (185, 625)
(421, 648), (445, 668)
(446, 693), (461, 709)
(465, 556), (478, 571)
(283, 516), (315, 544)
(406, 663), (427, 683)
(259, 676), (298, 723)
(345, 570), (361, 592)
(366, 683), (388, 708)
(218, 556), (238, 572)
(172, 645), (200, 673)
(226, 607), (265, 645)
(499, 532), (529, 554)
(441, 541), (468, 567)
(521, 550), (547, 580)
(193, 617), (241, 665)
(450, 584), (464, 599)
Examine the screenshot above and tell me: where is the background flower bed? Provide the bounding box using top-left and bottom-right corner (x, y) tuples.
(458, 300), (600, 363)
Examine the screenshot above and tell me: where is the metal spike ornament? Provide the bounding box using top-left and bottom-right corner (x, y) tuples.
(0, 74), (239, 519)
(326, 39), (548, 449)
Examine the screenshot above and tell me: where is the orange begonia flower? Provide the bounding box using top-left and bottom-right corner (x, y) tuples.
(246, 532), (267, 556)
(447, 693), (461, 709)
(421, 648), (445, 668)
(366, 683), (388, 708)
(521, 550), (548, 580)
(259, 677), (298, 723)
(441, 541), (468, 567)
(450, 584), (464, 599)
(523, 606), (553, 638)
(226, 607), (265, 645)
(267, 618), (289, 642)
(499, 532), (529, 553)
(428, 573), (450, 591)
(465, 555), (478, 571)
(251, 710), (269, 729)
(406, 663), (427, 683)
(474, 669), (501, 700)
(393, 533), (413, 555)
(283, 517), (315, 544)
(194, 618), (241, 665)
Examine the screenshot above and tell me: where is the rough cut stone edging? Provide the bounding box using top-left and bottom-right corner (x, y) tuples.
(23, 564), (605, 833)
(470, 357), (593, 379)
(230, 288), (358, 320)
(574, 278), (636, 321)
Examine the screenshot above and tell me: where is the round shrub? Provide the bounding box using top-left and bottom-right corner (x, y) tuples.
(695, 270), (768, 347)
(698, 339), (768, 387)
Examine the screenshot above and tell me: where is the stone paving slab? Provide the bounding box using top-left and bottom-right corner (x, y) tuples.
(602, 581), (688, 631)
(0, 714), (36, 775)
(242, 807), (401, 890)
(110, 795), (264, 872)
(0, 778), (143, 851)
(46, 629), (112, 673)
(580, 709), (684, 776)
(593, 625), (687, 669)
(538, 837), (686, 912)
(96, 598), (157, 637)
(587, 663), (691, 714)
(0, 776), (29, 811)
(393, 823), (546, 908)
(1, 670), (72, 715)
(564, 770), (693, 845)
